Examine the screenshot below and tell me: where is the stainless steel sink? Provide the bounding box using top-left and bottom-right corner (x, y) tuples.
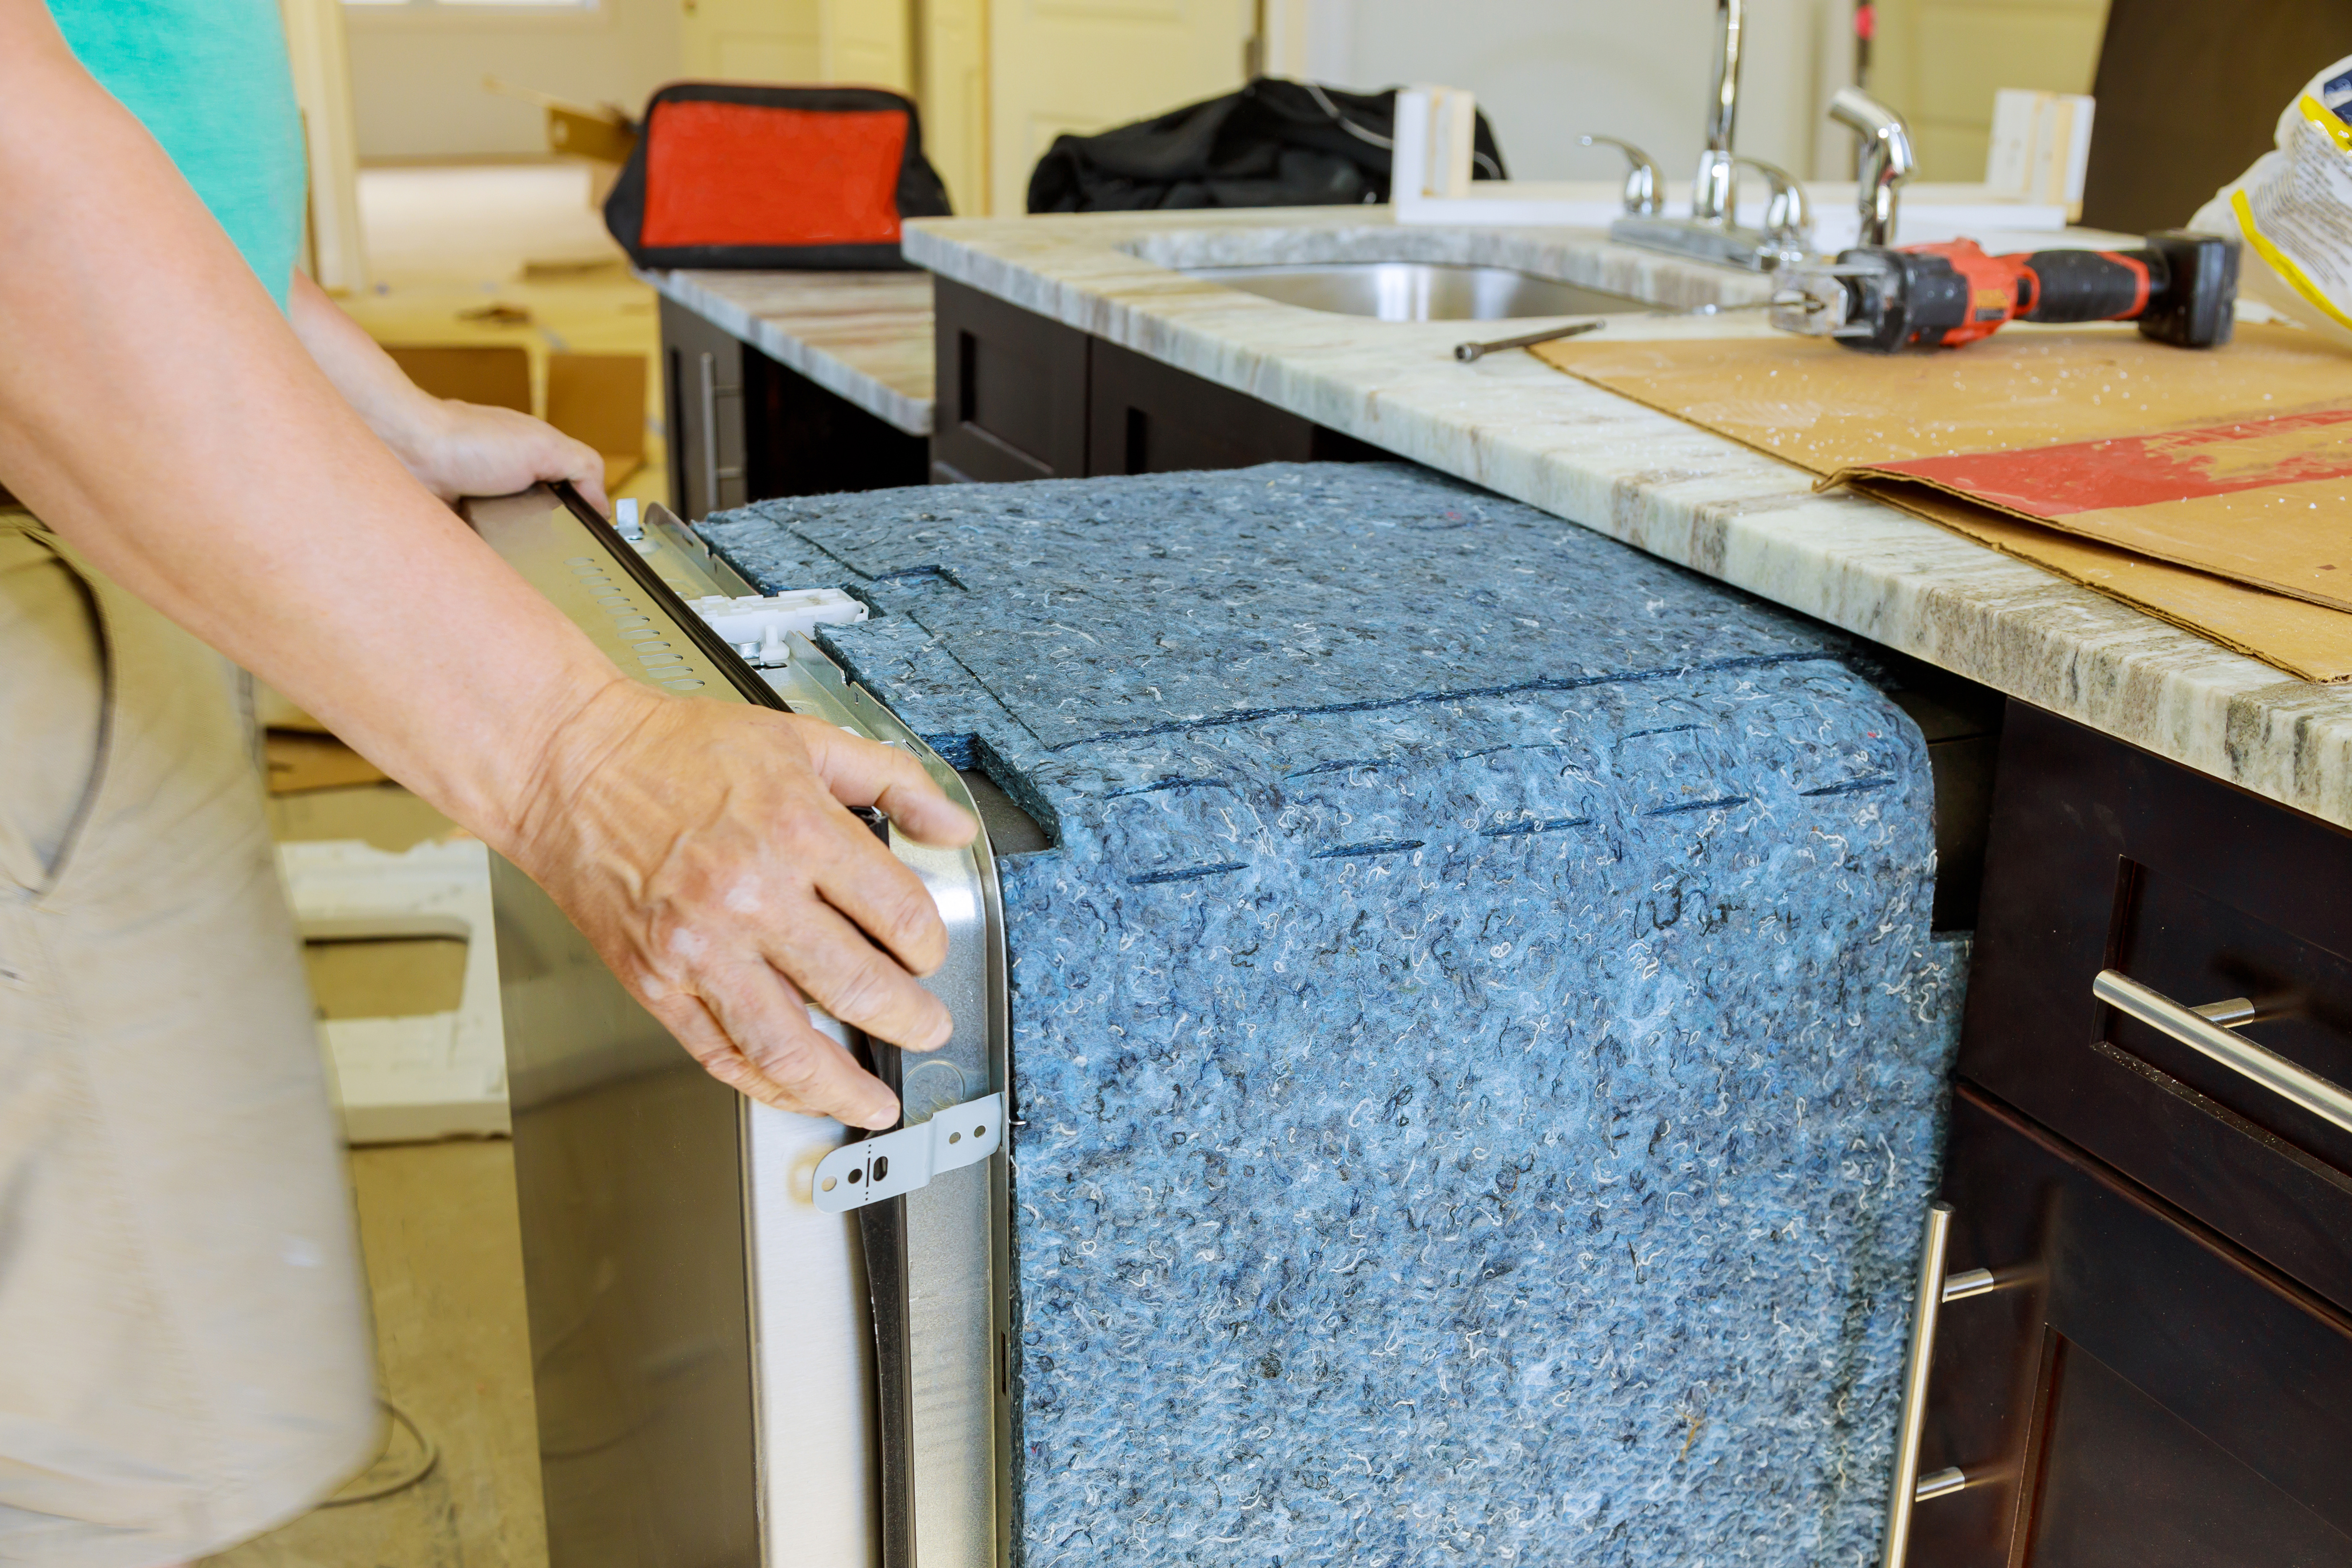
(1183, 261), (1641, 321)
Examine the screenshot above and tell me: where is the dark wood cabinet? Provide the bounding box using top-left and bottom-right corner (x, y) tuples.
(930, 276), (1090, 482)
(929, 275), (1380, 484)
(660, 295), (927, 519)
(1960, 702), (2352, 1317)
(1917, 1089), (2352, 1567)
(1086, 337), (1384, 475)
(1911, 702), (2352, 1565)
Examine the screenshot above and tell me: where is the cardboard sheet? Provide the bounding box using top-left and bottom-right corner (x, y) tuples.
(1536, 322), (2352, 681)
(1848, 479), (2352, 682)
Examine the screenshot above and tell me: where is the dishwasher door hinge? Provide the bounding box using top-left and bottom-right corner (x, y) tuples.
(812, 1092), (1004, 1213)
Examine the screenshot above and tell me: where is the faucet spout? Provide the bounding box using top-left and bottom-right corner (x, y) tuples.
(1828, 87), (1916, 247)
(1694, 0), (1745, 221)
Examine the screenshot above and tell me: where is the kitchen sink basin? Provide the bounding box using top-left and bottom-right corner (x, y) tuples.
(1183, 261), (1642, 321)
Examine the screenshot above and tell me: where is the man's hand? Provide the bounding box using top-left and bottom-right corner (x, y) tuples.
(286, 272), (611, 514)
(397, 398), (610, 516)
(512, 679), (978, 1128)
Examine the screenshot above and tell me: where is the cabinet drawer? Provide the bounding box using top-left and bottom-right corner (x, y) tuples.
(1912, 1088), (2352, 1567)
(1961, 702), (2352, 1315)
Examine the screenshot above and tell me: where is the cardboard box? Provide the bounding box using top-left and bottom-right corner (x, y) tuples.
(546, 352), (648, 492)
(383, 344), (532, 414)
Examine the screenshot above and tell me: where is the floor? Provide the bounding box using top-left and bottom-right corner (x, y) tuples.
(203, 161), (667, 1568)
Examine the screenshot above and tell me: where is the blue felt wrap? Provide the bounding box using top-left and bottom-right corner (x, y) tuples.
(702, 463), (1963, 1568)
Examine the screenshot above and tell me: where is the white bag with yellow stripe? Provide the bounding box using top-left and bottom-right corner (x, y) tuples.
(2193, 58), (2352, 348)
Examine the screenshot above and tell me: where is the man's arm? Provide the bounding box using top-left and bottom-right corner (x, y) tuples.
(0, 6), (970, 1128)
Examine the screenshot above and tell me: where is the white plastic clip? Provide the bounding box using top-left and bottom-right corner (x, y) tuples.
(811, 1091), (1003, 1213)
(688, 589), (867, 668)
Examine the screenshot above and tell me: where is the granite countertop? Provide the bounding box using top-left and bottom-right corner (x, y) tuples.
(899, 205), (2352, 834)
(642, 269), (935, 436)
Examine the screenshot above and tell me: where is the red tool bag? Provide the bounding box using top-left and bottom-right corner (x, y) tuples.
(603, 83), (951, 270)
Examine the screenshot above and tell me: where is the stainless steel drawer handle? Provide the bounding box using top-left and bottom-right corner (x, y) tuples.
(1880, 1206), (2008, 1565)
(2093, 970), (2352, 1139)
(693, 352), (744, 518)
(1881, 1202), (1951, 1566)
(698, 351), (720, 517)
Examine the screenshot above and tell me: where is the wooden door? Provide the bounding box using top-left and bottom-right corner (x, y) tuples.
(681, 0), (916, 90)
(277, 0), (367, 294)
(680, 0), (823, 80)
(660, 297), (749, 520)
(1086, 337), (1377, 476)
(820, 0), (915, 92)
(987, 0), (1250, 215)
(1961, 702), (2352, 1320)
(1867, 0), (2110, 180)
(930, 277), (1092, 482)
(917, 0), (991, 214)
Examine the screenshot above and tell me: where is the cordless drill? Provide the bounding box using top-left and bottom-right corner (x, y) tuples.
(1770, 229), (2238, 352)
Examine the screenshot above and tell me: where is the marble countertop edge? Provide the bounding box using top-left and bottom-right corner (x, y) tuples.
(642, 269), (935, 437)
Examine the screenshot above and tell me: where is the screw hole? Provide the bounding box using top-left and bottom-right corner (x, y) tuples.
(848, 1168), (864, 1184)
(975, 1125), (986, 1138)
(950, 1131), (962, 1144)
(821, 1177), (837, 1192)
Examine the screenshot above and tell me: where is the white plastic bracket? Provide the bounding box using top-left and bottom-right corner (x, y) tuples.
(687, 589), (867, 667)
(811, 1091), (1004, 1213)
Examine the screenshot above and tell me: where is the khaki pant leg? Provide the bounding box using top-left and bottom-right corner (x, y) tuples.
(0, 530), (100, 886)
(0, 517), (377, 1568)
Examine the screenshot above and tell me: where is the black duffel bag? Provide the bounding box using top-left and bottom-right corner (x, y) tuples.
(1027, 77), (1508, 214)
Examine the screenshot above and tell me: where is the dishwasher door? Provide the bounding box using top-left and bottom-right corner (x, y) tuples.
(467, 486), (1011, 1568)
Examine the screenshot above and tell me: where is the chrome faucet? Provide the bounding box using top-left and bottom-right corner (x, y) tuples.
(1584, 0), (1811, 271)
(1581, 135), (1661, 216)
(1693, 0), (1746, 223)
(1736, 155), (1810, 250)
(1828, 88), (1916, 247)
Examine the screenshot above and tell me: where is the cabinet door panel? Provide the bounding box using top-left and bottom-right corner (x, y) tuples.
(1911, 1089), (2352, 1567)
(1086, 337), (1317, 475)
(2029, 1342), (2349, 1568)
(1085, 336), (1389, 478)
(1960, 701), (2352, 1316)
(930, 276), (1089, 481)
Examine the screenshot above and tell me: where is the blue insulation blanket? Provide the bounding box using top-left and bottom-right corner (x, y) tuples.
(702, 463), (1963, 1568)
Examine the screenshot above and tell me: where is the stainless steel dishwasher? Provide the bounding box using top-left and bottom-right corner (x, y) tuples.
(466, 484), (1012, 1568)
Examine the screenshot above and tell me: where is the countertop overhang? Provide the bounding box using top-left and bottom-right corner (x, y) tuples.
(643, 267), (936, 437)
(902, 206), (2352, 836)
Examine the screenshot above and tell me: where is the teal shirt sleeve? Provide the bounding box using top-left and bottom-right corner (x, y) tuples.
(46, 0), (310, 313)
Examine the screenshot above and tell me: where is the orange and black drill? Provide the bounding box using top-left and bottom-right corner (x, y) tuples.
(1769, 229), (2237, 353)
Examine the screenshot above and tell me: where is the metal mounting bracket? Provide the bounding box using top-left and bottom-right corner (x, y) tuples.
(813, 1093), (1005, 1214)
